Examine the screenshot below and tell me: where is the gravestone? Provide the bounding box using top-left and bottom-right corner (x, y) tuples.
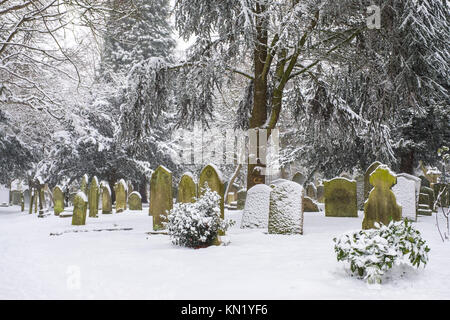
(392, 175), (417, 221)
(199, 164), (224, 219)
(397, 173), (421, 204)
(420, 186), (435, 211)
(324, 178), (357, 217)
(364, 161), (382, 201)
(240, 184), (271, 229)
(362, 165), (402, 229)
(306, 183), (317, 200)
(177, 173), (197, 203)
(23, 189), (30, 209)
(72, 192), (88, 226)
(268, 180), (304, 234)
(115, 179), (127, 213)
(80, 174), (89, 195)
(292, 172), (306, 185)
(53, 186), (64, 216)
(101, 183), (112, 214)
(150, 165), (173, 230)
(303, 196), (320, 212)
(89, 176), (99, 217)
(316, 184), (324, 203)
(355, 175), (364, 210)
(417, 192), (432, 216)
(237, 189), (247, 210)
(128, 191), (142, 210)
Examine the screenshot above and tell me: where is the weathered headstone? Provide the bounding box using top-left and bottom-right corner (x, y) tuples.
(115, 179), (127, 213)
(199, 164), (224, 219)
(392, 175), (417, 221)
(101, 183), (112, 214)
(364, 161), (382, 201)
(324, 178), (358, 217)
(150, 165), (173, 230)
(420, 186), (435, 210)
(128, 191), (142, 210)
(306, 182), (317, 200)
(89, 176), (99, 217)
(72, 192), (88, 226)
(362, 165), (401, 229)
(237, 189), (247, 210)
(303, 196), (320, 212)
(268, 180), (304, 234)
(80, 174), (89, 195)
(177, 173), (197, 203)
(240, 184), (271, 229)
(53, 186), (64, 216)
(292, 172), (306, 185)
(397, 173), (421, 204)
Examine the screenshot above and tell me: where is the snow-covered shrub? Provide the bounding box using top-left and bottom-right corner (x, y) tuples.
(333, 220), (430, 284)
(165, 186), (234, 248)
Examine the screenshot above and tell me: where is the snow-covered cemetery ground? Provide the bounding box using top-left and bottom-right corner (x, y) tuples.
(1, 205), (449, 300)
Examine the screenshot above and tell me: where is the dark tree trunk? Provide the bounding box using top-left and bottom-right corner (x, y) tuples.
(399, 150), (414, 174)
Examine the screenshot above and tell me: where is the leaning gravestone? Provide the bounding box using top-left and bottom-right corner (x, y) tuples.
(324, 178), (357, 217)
(53, 186), (64, 216)
(89, 176), (99, 217)
(240, 184), (271, 229)
(292, 172), (306, 185)
(150, 165), (173, 230)
(115, 179), (127, 213)
(364, 161), (382, 201)
(72, 192), (88, 226)
(237, 189), (247, 210)
(392, 175), (417, 222)
(362, 165), (402, 229)
(303, 196), (320, 212)
(268, 180), (304, 234)
(177, 173), (197, 203)
(101, 183), (112, 214)
(128, 191), (142, 210)
(199, 164), (224, 219)
(306, 183), (317, 200)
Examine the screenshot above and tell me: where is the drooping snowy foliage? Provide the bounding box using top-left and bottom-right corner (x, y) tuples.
(334, 220), (430, 284)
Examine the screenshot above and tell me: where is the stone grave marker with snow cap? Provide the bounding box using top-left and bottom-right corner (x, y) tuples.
(268, 180), (304, 234)
(53, 186), (64, 216)
(303, 196), (320, 212)
(199, 164), (224, 219)
(72, 191), (88, 225)
(237, 189), (247, 210)
(89, 176), (100, 217)
(101, 182), (112, 214)
(177, 172), (197, 203)
(150, 165), (173, 230)
(392, 175), (417, 222)
(306, 182), (317, 199)
(128, 191), (142, 210)
(115, 179), (127, 213)
(80, 174), (89, 195)
(324, 177), (358, 217)
(362, 165), (402, 229)
(240, 184), (271, 229)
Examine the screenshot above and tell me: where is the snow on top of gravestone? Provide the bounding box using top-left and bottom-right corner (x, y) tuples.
(181, 172), (195, 181)
(392, 176), (415, 221)
(324, 177), (356, 184)
(369, 164), (397, 179)
(101, 182), (111, 195)
(241, 184), (272, 229)
(119, 179), (128, 191)
(397, 173), (421, 182)
(204, 163), (224, 183)
(157, 165), (172, 174)
(92, 176), (99, 185)
(270, 178), (289, 186)
(82, 173), (89, 181)
(129, 191), (142, 199)
(76, 191), (88, 202)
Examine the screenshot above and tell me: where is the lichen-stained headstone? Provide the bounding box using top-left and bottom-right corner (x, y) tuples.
(324, 178), (357, 217)
(53, 186), (64, 216)
(292, 172), (306, 185)
(364, 161), (382, 201)
(177, 172), (197, 203)
(303, 196), (320, 212)
(101, 182), (112, 214)
(115, 179), (127, 213)
(241, 184), (271, 229)
(237, 189), (247, 210)
(392, 176), (417, 222)
(199, 164), (224, 219)
(128, 191), (142, 210)
(72, 192), (88, 226)
(306, 182), (317, 199)
(268, 180), (304, 234)
(150, 166), (173, 230)
(362, 165), (401, 229)
(80, 174), (89, 195)
(89, 176), (99, 217)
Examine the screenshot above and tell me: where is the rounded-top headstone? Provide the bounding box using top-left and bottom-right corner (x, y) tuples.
(101, 182), (112, 214)
(72, 191), (88, 226)
(128, 191), (142, 210)
(199, 164), (224, 219)
(241, 184), (272, 229)
(323, 177), (357, 217)
(53, 186), (64, 216)
(177, 172), (197, 203)
(89, 176), (99, 217)
(115, 179), (127, 213)
(150, 165), (173, 230)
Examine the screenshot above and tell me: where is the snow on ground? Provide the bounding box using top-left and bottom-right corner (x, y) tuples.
(0, 206), (449, 299)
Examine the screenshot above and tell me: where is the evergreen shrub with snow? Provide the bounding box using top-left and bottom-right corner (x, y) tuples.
(165, 186), (233, 248)
(333, 220), (430, 284)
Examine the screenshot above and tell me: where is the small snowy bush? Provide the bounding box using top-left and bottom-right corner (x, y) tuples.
(165, 186), (233, 248)
(333, 220), (430, 284)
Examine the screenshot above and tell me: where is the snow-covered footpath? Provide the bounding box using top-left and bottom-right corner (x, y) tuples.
(0, 206), (449, 299)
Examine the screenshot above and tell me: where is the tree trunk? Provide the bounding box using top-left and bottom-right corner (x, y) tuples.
(399, 150), (414, 174)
